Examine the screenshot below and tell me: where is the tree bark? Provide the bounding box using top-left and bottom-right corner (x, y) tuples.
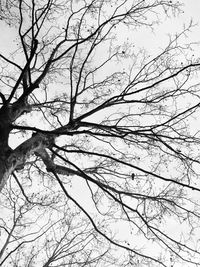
(0, 133), (55, 192)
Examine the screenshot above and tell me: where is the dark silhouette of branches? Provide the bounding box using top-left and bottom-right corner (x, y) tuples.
(0, 0), (200, 266)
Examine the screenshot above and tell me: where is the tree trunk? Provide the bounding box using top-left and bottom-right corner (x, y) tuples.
(0, 131), (55, 192)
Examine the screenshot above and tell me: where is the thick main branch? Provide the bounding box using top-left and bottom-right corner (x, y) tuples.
(0, 133), (55, 192)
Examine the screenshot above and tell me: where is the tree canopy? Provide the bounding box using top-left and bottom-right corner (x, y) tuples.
(1, 0), (200, 266)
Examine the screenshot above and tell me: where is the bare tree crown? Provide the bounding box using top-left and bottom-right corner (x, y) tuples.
(0, 1), (200, 266)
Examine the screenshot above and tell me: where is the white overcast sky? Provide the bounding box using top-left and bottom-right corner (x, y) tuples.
(136, 0), (200, 53)
(0, 2), (200, 266)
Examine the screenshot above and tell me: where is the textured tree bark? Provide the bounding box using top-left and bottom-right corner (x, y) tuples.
(36, 148), (80, 176)
(0, 98), (39, 192)
(0, 133), (55, 193)
(0, 105), (13, 192)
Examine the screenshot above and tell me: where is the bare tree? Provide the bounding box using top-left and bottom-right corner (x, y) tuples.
(0, 178), (113, 267)
(0, 0), (200, 266)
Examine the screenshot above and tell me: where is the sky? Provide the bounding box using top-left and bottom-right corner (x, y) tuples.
(132, 0), (200, 54)
(1, 1), (200, 266)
